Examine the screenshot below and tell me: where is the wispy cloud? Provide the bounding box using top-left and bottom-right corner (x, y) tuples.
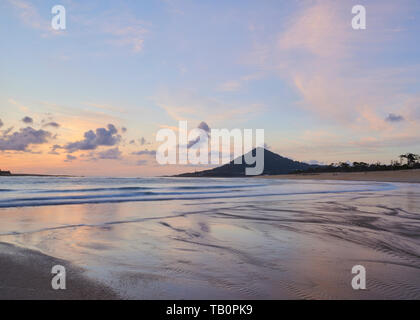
(218, 73), (262, 92)
(8, 98), (29, 112)
(84, 102), (128, 114)
(244, 0), (420, 156)
(154, 89), (264, 124)
(72, 10), (150, 53)
(8, 1), (149, 52)
(104, 25), (147, 53)
(218, 80), (241, 92)
(96, 147), (122, 160)
(7, 0), (63, 36)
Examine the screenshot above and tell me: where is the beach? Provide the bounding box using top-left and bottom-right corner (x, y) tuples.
(2, 0), (419, 305)
(259, 169), (420, 183)
(0, 176), (419, 299)
(0, 242), (118, 299)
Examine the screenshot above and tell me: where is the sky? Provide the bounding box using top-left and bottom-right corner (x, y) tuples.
(0, 0), (419, 176)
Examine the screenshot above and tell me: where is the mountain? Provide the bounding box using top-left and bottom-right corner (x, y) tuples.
(175, 148), (321, 177)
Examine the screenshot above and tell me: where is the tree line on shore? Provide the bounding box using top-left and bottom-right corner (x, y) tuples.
(0, 169), (12, 176)
(293, 153), (420, 174)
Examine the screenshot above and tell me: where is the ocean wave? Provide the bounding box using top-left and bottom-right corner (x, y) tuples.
(0, 184), (396, 208)
(33, 184), (263, 193)
(37, 186), (154, 193)
(171, 184), (265, 190)
(0, 189), (246, 206)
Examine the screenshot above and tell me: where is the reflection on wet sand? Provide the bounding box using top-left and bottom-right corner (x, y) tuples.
(0, 180), (419, 299)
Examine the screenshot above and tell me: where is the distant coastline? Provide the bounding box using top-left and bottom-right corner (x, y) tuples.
(0, 174), (74, 177)
(258, 169), (420, 184)
(174, 169), (420, 183)
(0, 170), (73, 177)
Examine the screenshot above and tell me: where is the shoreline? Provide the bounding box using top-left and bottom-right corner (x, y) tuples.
(0, 174), (76, 177)
(258, 169), (420, 183)
(0, 242), (118, 300)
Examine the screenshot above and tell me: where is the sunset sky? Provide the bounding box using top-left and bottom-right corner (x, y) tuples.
(1, 0), (419, 176)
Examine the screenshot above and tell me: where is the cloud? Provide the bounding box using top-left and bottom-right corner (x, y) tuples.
(2, 127), (14, 136)
(64, 155), (77, 162)
(131, 148), (157, 166)
(104, 22), (147, 53)
(242, 0), (420, 158)
(385, 113), (404, 122)
(278, 1), (352, 58)
(64, 124), (121, 153)
(245, 0), (418, 122)
(218, 81), (241, 92)
(49, 144), (61, 155)
(138, 137), (152, 146)
(267, 1), (373, 122)
(75, 12), (149, 53)
(197, 121), (210, 133)
(39, 101), (125, 135)
(154, 89), (264, 123)
(136, 159), (148, 165)
(187, 121), (211, 149)
(8, 0), (44, 29)
(187, 138), (200, 149)
(8, 98), (29, 112)
(84, 102), (127, 114)
(218, 74), (262, 92)
(0, 127), (52, 151)
(9, 1), (147, 52)
(22, 116), (33, 124)
(162, 0), (185, 15)
(97, 147), (122, 160)
(7, 0), (61, 36)
(132, 149), (156, 156)
(43, 121), (60, 128)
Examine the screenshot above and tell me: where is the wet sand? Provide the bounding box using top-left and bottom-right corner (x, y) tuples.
(0, 178), (419, 299)
(259, 169), (420, 183)
(0, 242), (118, 300)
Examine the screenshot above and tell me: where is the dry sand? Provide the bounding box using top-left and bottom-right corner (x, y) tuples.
(259, 169), (420, 183)
(0, 242), (118, 300)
